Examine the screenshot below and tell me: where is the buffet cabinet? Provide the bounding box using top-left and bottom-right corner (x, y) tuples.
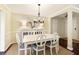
(59, 38), (67, 48)
(73, 39), (79, 55)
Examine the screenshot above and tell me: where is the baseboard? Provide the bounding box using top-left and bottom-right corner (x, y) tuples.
(67, 46), (73, 51)
(5, 43), (16, 53)
(0, 43), (16, 55)
(5, 41), (16, 51)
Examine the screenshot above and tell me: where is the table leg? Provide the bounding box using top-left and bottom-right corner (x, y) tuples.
(55, 43), (59, 54)
(25, 43), (27, 55)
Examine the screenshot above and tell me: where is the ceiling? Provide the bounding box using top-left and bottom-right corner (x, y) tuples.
(6, 4), (79, 17)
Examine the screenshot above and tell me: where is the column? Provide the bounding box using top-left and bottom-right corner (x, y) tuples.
(67, 9), (73, 50)
(0, 11), (5, 52)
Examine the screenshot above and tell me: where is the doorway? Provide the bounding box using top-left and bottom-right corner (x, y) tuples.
(51, 13), (67, 39)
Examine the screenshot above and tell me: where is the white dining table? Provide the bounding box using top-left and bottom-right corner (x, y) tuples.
(23, 34), (60, 55)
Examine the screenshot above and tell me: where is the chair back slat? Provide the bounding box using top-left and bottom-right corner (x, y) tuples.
(36, 35), (46, 49)
(51, 39), (57, 45)
(16, 31), (23, 44)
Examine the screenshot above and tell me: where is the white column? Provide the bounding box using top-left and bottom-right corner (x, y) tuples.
(0, 11), (5, 51)
(67, 10), (73, 50)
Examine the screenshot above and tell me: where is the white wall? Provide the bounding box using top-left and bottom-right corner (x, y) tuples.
(57, 18), (67, 38)
(72, 13), (79, 39)
(51, 17), (67, 38)
(76, 15), (79, 39)
(72, 14), (77, 39)
(51, 19), (58, 33)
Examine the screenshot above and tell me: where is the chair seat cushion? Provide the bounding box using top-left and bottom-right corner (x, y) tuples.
(32, 44), (45, 51)
(31, 44), (37, 48)
(46, 41), (57, 47)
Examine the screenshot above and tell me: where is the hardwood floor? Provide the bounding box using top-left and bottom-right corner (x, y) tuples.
(5, 44), (74, 55)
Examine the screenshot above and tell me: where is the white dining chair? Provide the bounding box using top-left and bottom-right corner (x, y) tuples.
(16, 32), (31, 55)
(32, 35), (46, 55)
(46, 37), (58, 55)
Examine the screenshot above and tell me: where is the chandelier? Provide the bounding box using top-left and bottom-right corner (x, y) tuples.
(19, 4), (44, 29)
(38, 4), (40, 17)
(32, 4), (44, 29)
(33, 4), (44, 25)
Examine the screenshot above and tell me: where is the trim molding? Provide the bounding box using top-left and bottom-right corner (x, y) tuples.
(5, 43), (16, 53)
(0, 52), (5, 55)
(0, 43), (16, 55)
